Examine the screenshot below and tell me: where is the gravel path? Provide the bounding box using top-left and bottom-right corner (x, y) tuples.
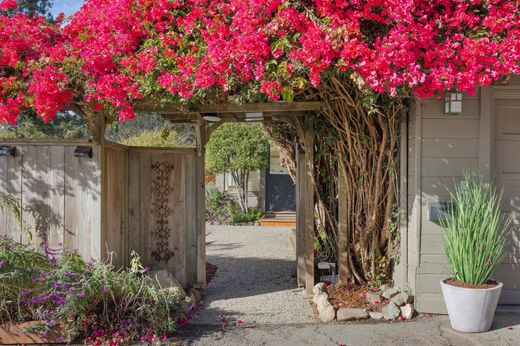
(191, 225), (314, 325)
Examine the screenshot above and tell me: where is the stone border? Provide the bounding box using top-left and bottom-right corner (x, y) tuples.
(312, 283), (416, 323)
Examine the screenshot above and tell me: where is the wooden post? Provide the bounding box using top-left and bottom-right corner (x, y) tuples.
(195, 124), (207, 289)
(303, 116), (314, 294)
(296, 146), (306, 288)
(338, 165), (348, 283)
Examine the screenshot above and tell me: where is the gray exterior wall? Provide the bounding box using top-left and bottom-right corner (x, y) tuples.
(215, 170), (265, 211)
(398, 76), (520, 314)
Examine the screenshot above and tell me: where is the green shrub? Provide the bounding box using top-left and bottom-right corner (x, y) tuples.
(0, 238), (187, 344)
(441, 173), (510, 285)
(205, 185), (263, 225)
(226, 202), (263, 224)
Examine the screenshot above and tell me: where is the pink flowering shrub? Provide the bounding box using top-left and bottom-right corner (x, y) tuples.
(0, 0), (518, 124)
(0, 237), (189, 345)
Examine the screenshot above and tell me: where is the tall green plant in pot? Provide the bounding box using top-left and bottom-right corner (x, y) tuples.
(440, 173), (510, 333)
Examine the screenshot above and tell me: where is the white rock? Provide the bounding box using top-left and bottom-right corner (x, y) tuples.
(313, 282), (326, 296)
(382, 302), (401, 320)
(378, 284), (387, 292)
(381, 287), (399, 299)
(401, 304), (415, 320)
(317, 298), (336, 323)
(401, 291), (414, 304)
(337, 308), (369, 321)
(369, 311), (384, 320)
(313, 292), (329, 305)
(390, 295), (405, 307)
(366, 291), (382, 305)
(148, 269), (186, 298)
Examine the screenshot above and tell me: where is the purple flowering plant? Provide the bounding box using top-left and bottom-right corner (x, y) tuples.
(0, 237), (188, 345)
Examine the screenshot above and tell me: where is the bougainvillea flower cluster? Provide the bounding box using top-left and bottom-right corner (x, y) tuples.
(0, 0), (518, 124)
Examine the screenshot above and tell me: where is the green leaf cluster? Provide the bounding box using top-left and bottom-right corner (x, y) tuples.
(441, 173), (511, 285)
(205, 123), (269, 174)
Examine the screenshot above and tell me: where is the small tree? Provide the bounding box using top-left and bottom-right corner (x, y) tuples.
(206, 123), (269, 213)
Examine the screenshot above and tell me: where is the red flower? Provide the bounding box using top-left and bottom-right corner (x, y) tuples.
(0, 0), (17, 11)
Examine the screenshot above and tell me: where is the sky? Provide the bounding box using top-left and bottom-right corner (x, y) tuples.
(50, 0), (84, 18)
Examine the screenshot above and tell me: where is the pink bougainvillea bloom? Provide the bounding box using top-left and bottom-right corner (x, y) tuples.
(0, 0), (17, 11)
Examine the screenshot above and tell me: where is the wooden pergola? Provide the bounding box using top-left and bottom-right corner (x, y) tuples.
(136, 101), (323, 293)
(0, 101), (322, 295)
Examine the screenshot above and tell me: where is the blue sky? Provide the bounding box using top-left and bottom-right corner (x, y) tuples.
(50, 0), (84, 18)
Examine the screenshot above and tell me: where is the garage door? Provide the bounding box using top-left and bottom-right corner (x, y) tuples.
(494, 98), (520, 304)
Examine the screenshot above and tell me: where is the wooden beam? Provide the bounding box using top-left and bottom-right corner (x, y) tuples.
(135, 102), (323, 115)
(195, 102), (323, 114)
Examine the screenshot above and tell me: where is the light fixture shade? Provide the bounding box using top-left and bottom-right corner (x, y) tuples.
(203, 115), (221, 122)
(445, 92), (463, 115)
(245, 112), (263, 122)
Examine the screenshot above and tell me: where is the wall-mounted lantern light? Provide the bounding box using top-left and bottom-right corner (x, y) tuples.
(73, 146), (93, 158)
(203, 115), (222, 122)
(245, 112), (264, 122)
(0, 146), (16, 157)
(444, 91), (463, 115)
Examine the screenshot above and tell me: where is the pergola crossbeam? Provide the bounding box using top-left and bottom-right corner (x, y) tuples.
(134, 101), (323, 116)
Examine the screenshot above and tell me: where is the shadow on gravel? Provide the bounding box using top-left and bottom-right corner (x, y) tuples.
(203, 255), (298, 301)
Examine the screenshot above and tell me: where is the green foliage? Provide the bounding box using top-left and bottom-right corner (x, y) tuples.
(226, 202), (263, 224)
(205, 185), (262, 225)
(0, 112), (87, 139)
(106, 113), (195, 147)
(206, 123), (269, 174)
(120, 129), (184, 147)
(206, 123), (269, 212)
(205, 185), (232, 223)
(441, 173), (510, 285)
(0, 238), (186, 343)
(0, 194), (31, 242)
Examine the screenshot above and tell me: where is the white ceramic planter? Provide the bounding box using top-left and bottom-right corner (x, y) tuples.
(440, 279), (502, 333)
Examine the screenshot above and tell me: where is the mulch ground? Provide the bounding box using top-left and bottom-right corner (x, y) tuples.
(325, 283), (387, 312)
(445, 278), (498, 289)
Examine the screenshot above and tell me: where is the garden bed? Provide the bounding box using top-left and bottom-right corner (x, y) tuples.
(0, 237), (191, 345)
(312, 283), (416, 323)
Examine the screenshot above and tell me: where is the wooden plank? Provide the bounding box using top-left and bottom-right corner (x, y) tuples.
(63, 146), (80, 253)
(195, 126), (207, 288)
(140, 151), (153, 267)
(135, 101), (323, 114)
(303, 116), (315, 294)
(0, 139), (90, 146)
(296, 149), (306, 287)
(421, 138), (479, 158)
(421, 99), (480, 119)
(421, 157), (478, 177)
(49, 146), (65, 249)
(102, 146), (127, 268)
(170, 152), (187, 286)
(127, 150), (141, 258)
(421, 118), (479, 139)
(0, 147), (22, 240)
(185, 152), (197, 285)
(22, 145), (52, 247)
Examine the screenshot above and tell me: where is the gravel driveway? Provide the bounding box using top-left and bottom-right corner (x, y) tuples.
(191, 225), (314, 325)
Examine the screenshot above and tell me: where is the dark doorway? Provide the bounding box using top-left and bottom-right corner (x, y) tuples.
(265, 147), (296, 212)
